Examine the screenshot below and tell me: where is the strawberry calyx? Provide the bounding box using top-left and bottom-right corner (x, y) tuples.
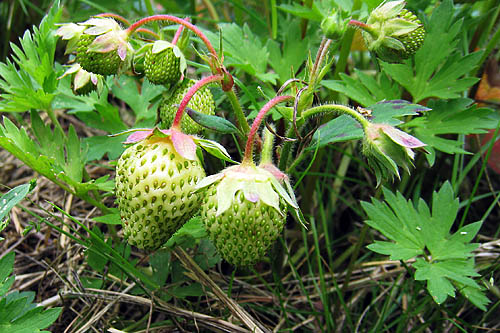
(58, 63), (103, 95)
(114, 127), (233, 163)
(196, 164), (304, 225)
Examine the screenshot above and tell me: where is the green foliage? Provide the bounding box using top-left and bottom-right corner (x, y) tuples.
(322, 70), (401, 107)
(311, 100), (426, 148)
(204, 23), (279, 84)
(380, 0), (481, 103)
(407, 98), (498, 156)
(0, 252), (62, 332)
(0, 180), (36, 241)
(0, 4), (61, 113)
(362, 182), (489, 310)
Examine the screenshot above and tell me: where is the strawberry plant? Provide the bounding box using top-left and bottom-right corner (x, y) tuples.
(0, 0), (499, 332)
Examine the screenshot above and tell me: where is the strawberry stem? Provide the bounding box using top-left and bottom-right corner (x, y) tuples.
(171, 74), (224, 130)
(301, 104), (370, 130)
(348, 19), (377, 37)
(172, 17), (190, 45)
(95, 13), (131, 26)
(243, 95), (294, 165)
(135, 28), (160, 39)
(127, 15), (218, 62)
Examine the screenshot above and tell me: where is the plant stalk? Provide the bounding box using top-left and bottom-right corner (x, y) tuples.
(243, 95), (294, 164)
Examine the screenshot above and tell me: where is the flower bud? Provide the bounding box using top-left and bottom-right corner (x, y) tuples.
(363, 123), (426, 184)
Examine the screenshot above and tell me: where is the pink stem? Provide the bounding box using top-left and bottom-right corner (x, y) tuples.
(171, 74), (224, 129)
(172, 17), (190, 45)
(127, 15), (218, 61)
(135, 28), (160, 39)
(95, 13), (131, 26)
(243, 95), (294, 164)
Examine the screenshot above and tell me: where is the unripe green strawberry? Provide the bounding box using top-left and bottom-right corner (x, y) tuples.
(76, 34), (122, 75)
(159, 79), (215, 134)
(116, 136), (205, 250)
(360, 1), (425, 63)
(144, 42), (183, 86)
(198, 164), (291, 266)
(374, 9), (425, 63)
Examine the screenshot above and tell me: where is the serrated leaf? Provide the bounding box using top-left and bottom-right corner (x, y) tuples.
(266, 20), (311, 84)
(0, 4), (61, 113)
(409, 98), (497, 155)
(457, 283), (490, 311)
(380, 0), (482, 102)
(367, 241), (421, 261)
(166, 216), (207, 248)
(363, 182), (487, 309)
(204, 23), (276, 84)
(111, 75), (165, 126)
(84, 135), (125, 162)
(322, 71), (401, 107)
(449, 221), (482, 244)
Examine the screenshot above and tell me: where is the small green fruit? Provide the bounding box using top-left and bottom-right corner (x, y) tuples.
(159, 79), (215, 134)
(144, 45), (182, 86)
(76, 34), (122, 75)
(198, 165), (289, 266)
(115, 136), (205, 250)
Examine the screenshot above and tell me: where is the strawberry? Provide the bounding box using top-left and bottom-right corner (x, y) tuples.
(374, 9), (425, 63)
(72, 18), (132, 75)
(115, 134), (205, 250)
(159, 79), (215, 134)
(76, 34), (123, 75)
(144, 41), (185, 86)
(197, 164), (302, 266)
(359, 0), (425, 63)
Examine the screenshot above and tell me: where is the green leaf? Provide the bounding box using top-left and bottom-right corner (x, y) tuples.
(457, 283), (490, 311)
(111, 75), (164, 126)
(204, 24), (278, 84)
(0, 305), (62, 332)
(84, 135), (125, 162)
(0, 181), (35, 227)
(322, 70), (401, 107)
(150, 250), (171, 285)
(0, 250), (61, 332)
(380, 0), (482, 102)
(363, 182), (487, 309)
(92, 212), (122, 225)
(171, 283), (204, 298)
(166, 216), (207, 248)
(195, 137), (236, 163)
(0, 4), (61, 113)
(185, 107), (240, 134)
(310, 100), (425, 149)
(277, 2), (324, 21)
(0, 253), (15, 296)
(266, 20), (311, 84)
(408, 98), (497, 154)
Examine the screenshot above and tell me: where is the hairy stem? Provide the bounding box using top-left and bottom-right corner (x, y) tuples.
(95, 13), (131, 26)
(171, 74), (223, 129)
(302, 104), (370, 130)
(243, 95), (294, 164)
(127, 15), (218, 60)
(225, 88), (250, 135)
